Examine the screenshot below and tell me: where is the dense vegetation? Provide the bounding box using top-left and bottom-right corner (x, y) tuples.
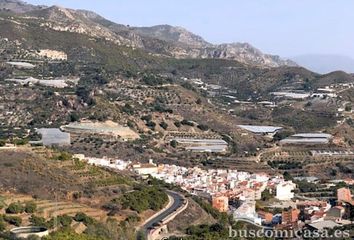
(114, 186), (168, 213)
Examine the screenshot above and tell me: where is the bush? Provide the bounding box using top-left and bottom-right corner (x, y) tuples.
(122, 104), (134, 115)
(12, 138), (28, 146)
(146, 121), (156, 129)
(174, 121), (181, 128)
(159, 122), (168, 130)
(181, 119), (194, 126)
(25, 202), (37, 214)
(117, 186), (168, 213)
(170, 140), (178, 148)
(6, 202), (24, 214)
(3, 215), (22, 226)
(29, 215), (46, 227)
(57, 215), (73, 227)
(69, 112), (80, 122)
(197, 124), (209, 131)
(56, 152), (72, 161)
(0, 219), (5, 232)
(74, 212), (94, 225)
(141, 115), (152, 122)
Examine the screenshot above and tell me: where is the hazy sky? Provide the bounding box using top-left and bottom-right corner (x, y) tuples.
(25, 0), (354, 58)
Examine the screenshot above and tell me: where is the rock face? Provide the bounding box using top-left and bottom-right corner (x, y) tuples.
(132, 25), (211, 48)
(132, 26), (297, 67)
(0, 0), (297, 68)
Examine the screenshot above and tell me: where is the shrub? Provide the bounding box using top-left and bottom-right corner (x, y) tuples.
(29, 215), (46, 227)
(69, 112), (80, 122)
(181, 119), (194, 126)
(122, 104), (134, 115)
(146, 121), (156, 129)
(12, 138), (28, 146)
(117, 186), (168, 213)
(3, 215), (22, 226)
(25, 202), (37, 214)
(56, 152), (72, 161)
(0, 219), (5, 232)
(170, 140), (178, 148)
(57, 215), (73, 227)
(141, 115), (152, 122)
(6, 202), (24, 214)
(197, 124), (209, 131)
(174, 121), (181, 128)
(159, 122), (168, 130)
(74, 212), (94, 225)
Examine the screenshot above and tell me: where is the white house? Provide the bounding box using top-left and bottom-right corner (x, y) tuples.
(276, 181), (296, 201)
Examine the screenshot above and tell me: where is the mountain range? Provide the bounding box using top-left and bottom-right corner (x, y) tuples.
(292, 54), (354, 74)
(0, 0), (297, 68)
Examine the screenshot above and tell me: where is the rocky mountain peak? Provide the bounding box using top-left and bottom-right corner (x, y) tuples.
(132, 24), (211, 48)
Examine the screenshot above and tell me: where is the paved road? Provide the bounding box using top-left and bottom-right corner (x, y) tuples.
(141, 191), (184, 236)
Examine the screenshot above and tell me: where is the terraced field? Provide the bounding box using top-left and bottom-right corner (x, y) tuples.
(260, 149), (354, 178)
(1, 193), (108, 222)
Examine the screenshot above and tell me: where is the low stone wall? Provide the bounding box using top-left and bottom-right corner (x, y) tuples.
(149, 196), (189, 240)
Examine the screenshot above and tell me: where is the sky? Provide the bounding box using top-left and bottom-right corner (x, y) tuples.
(25, 0), (354, 58)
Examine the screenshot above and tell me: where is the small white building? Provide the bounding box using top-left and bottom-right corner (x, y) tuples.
(276, 181), (296, 201)
(133, 159), (159, 175)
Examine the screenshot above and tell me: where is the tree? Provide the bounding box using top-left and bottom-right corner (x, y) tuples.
(170, 140), (178, 148)
(261, 189), (273, 201)
(159, 122), (168, 130)
(174, 121), (181, 128)
(345, 105), (352, 112)
(69, 112), (80, 122)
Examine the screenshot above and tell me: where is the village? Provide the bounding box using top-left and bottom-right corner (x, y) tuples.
(72, 153), (354, 233)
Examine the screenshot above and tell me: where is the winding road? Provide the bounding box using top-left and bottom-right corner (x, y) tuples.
(141, 190), (185, 238)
